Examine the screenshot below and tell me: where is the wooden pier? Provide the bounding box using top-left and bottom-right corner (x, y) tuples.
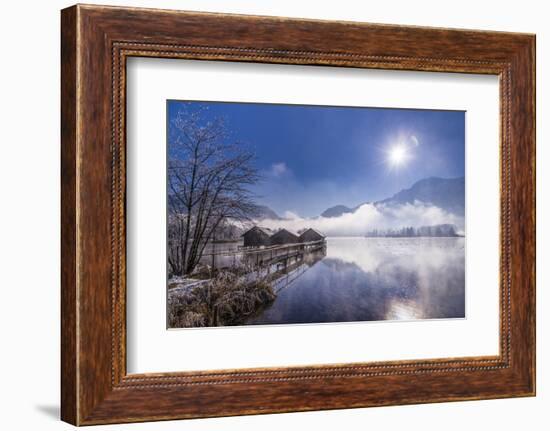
(202, 239), (326, 270)
(246, 239), (325, 268)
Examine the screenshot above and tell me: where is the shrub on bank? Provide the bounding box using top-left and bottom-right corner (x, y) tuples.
(168, 270), (275, 328)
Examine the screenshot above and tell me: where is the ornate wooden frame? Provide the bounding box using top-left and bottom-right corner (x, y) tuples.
(61, 4), (535, 425)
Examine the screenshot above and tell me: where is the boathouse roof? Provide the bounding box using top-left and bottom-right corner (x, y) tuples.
(241, 226), (273, 237)
(300, 228), (326, 238)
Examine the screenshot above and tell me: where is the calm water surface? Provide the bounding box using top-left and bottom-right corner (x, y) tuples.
(246, 237), (465, 325)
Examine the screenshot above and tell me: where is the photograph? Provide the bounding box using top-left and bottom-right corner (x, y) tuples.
(166, 100), (466, 328)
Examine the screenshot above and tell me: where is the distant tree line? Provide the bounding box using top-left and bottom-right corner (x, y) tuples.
(365, 224), (459, 238)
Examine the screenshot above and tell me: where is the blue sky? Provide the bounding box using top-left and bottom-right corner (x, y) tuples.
(168, 100), (465, 218)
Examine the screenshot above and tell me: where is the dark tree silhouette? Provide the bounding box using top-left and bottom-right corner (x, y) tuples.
(167, 106), (260, 276)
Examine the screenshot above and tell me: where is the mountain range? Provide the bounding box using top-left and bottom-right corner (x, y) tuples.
(256, 176), (465, 220)
(253, 205), (283, 220)
(320, 204), (355, 218)
(377, 176), (465, 215)
(320, 177), (464, 218)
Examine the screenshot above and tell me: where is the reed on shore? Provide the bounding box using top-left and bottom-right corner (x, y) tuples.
(168, 268), (275, 328)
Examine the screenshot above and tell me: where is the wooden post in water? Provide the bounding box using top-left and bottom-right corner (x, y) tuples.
(211, 231), (216, 271)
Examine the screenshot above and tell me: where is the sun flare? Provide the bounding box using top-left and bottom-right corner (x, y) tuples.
(387, 144), (409, 168)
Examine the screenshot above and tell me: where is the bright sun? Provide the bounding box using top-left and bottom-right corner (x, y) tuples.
(388, 145), (409, 168)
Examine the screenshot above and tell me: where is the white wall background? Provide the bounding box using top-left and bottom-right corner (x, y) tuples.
(0, 0), (546, 429)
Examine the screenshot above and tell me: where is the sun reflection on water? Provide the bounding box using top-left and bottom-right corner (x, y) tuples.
(385, 299), (424, 321)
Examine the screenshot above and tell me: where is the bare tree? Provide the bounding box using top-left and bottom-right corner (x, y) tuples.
(167, 105), (260, 276)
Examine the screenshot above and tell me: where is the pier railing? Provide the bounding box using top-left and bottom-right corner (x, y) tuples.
(202, 239), (326, 269)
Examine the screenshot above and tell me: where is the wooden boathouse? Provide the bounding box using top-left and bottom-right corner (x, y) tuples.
(269, 228), (299, 245)
(298, 228), (325, 243)
(241, 226), (273, 248)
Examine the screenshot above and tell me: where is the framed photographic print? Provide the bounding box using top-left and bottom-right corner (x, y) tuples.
(61, 4), (535, 425)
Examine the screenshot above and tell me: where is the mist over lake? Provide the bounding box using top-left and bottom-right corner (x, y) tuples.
(246, 237), (465, 325)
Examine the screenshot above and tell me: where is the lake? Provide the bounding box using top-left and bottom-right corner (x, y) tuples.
(246, 236), (465, 325)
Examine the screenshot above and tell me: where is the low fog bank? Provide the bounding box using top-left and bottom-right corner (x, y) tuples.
(257, 201), (464, 237)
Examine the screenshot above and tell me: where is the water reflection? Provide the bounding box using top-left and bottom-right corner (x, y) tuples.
(247, 237), (465, 325)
